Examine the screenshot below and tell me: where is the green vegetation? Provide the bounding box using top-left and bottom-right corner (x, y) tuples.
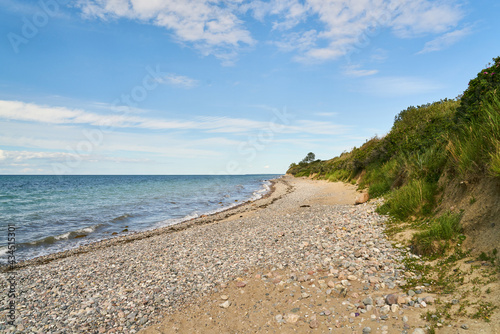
(411, 211), (463, 255)
(287, 56), (500, 255)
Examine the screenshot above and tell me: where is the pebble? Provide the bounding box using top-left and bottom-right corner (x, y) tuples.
(363, 327), (372, 334)
(285, 314), (300, 324)
(461, 324), (469, 329)
(424, 296), (435, 304)
(219, 300), (231, 308)
(363, 297), (373, 306)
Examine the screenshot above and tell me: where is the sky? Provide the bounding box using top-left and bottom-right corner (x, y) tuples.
(1, 0), (500, 175)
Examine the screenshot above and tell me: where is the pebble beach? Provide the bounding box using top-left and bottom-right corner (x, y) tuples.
(1, 176), (459, 333)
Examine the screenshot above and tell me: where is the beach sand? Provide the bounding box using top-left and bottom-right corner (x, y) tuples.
(1, 176), (497, 333)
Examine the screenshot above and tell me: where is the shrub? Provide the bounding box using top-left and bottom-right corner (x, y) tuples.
(455, 56), (500, 123)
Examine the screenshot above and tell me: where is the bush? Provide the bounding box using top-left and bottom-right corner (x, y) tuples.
(455, 56), (500, 123)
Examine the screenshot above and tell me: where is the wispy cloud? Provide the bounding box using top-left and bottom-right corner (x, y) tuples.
(0, 100), (348, 136)
(75, 0), (255, 62)
(74, 0), (467, 63)
(254, 0), (465, 62)
(158, 74), (199, 88)
(418, 27), (472, 54)
(343, 65), (379, 77)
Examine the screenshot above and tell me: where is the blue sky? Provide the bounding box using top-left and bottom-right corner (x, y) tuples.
(1, 0), (499, 175)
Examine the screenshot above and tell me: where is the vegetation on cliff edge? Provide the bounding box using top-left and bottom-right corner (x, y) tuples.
(287, 56), (500, 257)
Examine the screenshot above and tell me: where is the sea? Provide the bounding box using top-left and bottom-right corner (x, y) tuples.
(0, 174), (280, 264)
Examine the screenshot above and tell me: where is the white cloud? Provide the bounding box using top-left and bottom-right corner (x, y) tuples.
(390, 1), (464, 38)
(0, 150), (80, 163)
(75, 0), (466, 63)
(273, 30), (318, 52)
(418, 27), (472, 54)
(76, 0), (254, 62)
(0, 100), (347, 136)
(343, 64), (378, 77)
(158, 74), (199, 88)
(255, 0), (465, 62)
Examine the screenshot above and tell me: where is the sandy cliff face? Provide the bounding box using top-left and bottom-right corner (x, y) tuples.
(438, 175), (500, 258)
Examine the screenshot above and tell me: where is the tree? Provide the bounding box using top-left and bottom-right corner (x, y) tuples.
(301, 152), (316, 163)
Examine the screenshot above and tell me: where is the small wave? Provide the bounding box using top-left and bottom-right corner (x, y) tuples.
(111, 214), (132, 223)
(249, 181), (271, 201)
(153, 212), (200, 229)
(26, 225), (102, 247)
(0, 246), (8, 257)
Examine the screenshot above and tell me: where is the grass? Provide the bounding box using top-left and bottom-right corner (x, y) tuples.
(378, 179), (437, 221)
(448, 95), (500, 178)
(411, 211), (463, 256)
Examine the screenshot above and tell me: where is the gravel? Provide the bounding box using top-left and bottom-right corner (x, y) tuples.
(0, 176), (430, 333)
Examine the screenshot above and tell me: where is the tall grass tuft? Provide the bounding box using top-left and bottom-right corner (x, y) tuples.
(380, 179), (437, 220)
(412, 211), (463, 255)
(448, 95), (500, 178)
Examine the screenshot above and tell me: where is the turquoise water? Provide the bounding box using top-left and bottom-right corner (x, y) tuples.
(0, 175), (279, 263)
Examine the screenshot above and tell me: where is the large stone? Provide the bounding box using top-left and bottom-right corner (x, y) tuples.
(385, 294), (398, 305)
(355, 193), (369, 205)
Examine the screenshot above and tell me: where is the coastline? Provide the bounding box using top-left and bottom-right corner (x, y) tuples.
(4, 176), (290, 272)
(3, 176), (497, 333)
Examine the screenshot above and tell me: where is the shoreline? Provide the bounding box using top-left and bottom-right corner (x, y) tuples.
(3, 176), (291, 272)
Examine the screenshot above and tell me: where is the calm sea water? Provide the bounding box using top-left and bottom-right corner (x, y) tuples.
(0, 174), (280, 263)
